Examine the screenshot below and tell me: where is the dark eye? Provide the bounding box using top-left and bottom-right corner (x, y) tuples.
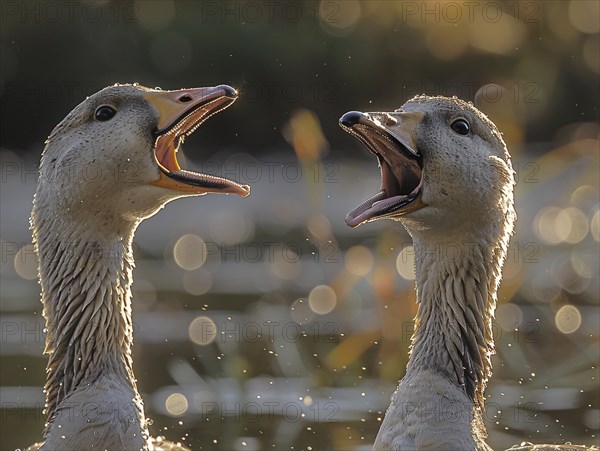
(451, 118), (470, 135)
(95, 106), (116, 121)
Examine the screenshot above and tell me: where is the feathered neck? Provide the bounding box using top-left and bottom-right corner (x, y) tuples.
(30, 201), (147, 436)
(406, 217), (513, 430)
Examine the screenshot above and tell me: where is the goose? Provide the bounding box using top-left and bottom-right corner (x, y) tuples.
(28, 83), (250, 451)
(339, 96), (593, 451)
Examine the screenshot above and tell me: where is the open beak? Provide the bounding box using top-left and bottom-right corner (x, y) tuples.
(143, 85), (250, 197)
(339, 110), (426, 227)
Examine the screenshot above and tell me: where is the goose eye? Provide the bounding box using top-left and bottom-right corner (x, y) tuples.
(451, 119), (469, 135)
(95, 106), (116, 121)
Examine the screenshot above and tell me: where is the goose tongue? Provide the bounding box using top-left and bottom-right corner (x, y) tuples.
(346, 191), (419, 227)
(339, 109), (425, 227)
(345, 190), (388, 227)
(346, 155), (422, 227)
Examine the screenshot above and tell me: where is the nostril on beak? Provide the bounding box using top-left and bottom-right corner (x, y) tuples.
(178, 94), (193, 103)
(339, 111), (364, 127)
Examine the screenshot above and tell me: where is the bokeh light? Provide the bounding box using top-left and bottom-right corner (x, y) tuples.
(183, 269), (213, 296)
(13, 244), (37, 280)
(165, 393), (189, 416)
(467, 14), (524, 55)
(173, 234), (207, 270)
(570, 184), (599, 206)
(568, 0), (600, 34)
(344, 245), (374, 276)
(306, 214), (333, 240)
(553, 209), (574, 243)
(555, 304), (582, 334)
(570, 250), (595, 279)
(533, 207), (589, 245)
(308, 285), (337, 315)
(395, 246), (415, 280)
(558, 207), (589, 244)
(189, 316), (218, 345)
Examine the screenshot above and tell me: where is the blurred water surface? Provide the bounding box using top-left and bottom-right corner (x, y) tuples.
(1, 144), (598, 450)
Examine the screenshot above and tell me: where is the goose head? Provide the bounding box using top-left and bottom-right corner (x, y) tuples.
(340, 95), (514, 237)
(36, 83), (250, 226)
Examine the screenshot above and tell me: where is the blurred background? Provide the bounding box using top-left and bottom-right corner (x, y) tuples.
(1, 1), (598, 450)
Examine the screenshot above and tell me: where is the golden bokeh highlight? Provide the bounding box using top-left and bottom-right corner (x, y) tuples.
(559, 207), (589, 244)
(553, 209), (574, 243)
(534, 207), (561, 244)
(307, 214), (333, 240)
(189, 316), (218, 346)
(345, 245), (374, 276)
(468, 14), (524, 55)
(570, 184), (599, 206)
(570, 250), (594, 279)
(183, 269), (213, 296)
(14, 244), (37, 280)
(568, 0), (600, 34)
(173, 234), (207, 271)
(165, 392), (189, 416)
(395, 246), (416, 280)
(533, 207), (590, 245)
(555, 305), (582, 334)
(308, 284), (337, 315)
(548, 2), (578, 43)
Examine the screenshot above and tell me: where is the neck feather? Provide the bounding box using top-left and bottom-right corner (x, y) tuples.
(406, 222), (511, 415)
(31, 205), (145, 431)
